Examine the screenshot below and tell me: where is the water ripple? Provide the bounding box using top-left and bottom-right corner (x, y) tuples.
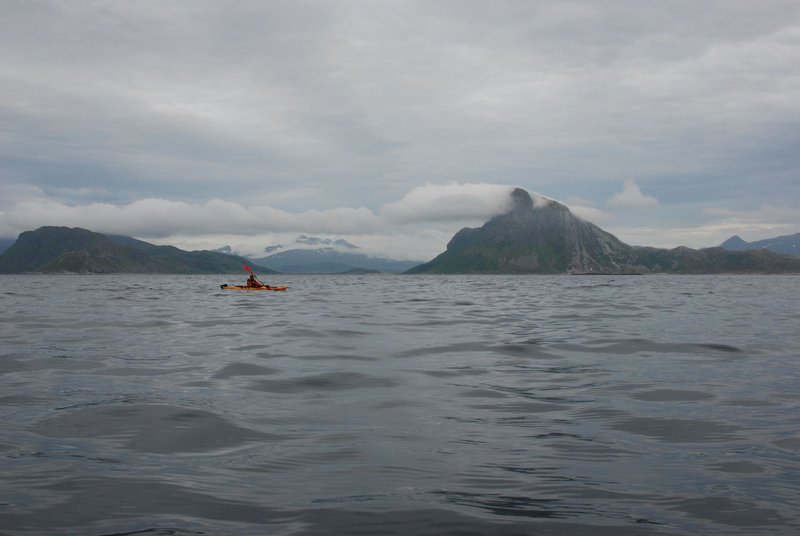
(1, 274), (799, 535)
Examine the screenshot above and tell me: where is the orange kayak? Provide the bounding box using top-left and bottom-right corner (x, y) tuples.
(220, 284), (288, 291)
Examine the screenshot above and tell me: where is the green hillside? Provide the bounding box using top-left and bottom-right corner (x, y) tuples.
(0, 227), (269, 274)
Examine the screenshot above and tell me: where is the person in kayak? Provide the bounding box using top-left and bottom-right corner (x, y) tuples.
(246, 273), (271, 289)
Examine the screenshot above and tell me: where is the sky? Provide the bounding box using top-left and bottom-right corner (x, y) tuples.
(1, 0), (799, 261)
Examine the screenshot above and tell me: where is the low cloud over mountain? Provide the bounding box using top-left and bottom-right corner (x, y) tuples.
(408, 188), (800, 274)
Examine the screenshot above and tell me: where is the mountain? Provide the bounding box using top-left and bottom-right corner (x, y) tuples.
(0, 238), (15, 255)
(408, 189), (641, 274)
(630, 245), (800, 274)
(719, 235), (749, 250)
(259, 235), (359, 256)
(250, 235), (422, 273)
(294, 234), (359, 249)
(252, 249), (420, 273)
(407, 188), (800, 274)
(0, 226), (267, 274)
(720, 233), (800, 256)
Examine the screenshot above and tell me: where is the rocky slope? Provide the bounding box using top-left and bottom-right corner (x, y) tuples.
(408, 189), (800, 274)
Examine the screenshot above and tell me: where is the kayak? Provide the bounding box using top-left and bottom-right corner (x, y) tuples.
(220, 284), (288, 291)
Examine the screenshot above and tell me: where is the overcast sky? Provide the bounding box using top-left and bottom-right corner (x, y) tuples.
(2, 0), (798, 260)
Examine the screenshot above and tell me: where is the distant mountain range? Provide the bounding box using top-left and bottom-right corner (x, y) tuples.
(0, 227), (268, 274)
(0, 227), (419, 274)
(720, 233), (800, 256)
(408, 188), (800, 274)
(244, 235), (422, 273)
(2, 198), (799, 275)
(253, 234), (360, 256)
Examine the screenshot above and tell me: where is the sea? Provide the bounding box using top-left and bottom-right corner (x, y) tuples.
(1, 274), (798, 536)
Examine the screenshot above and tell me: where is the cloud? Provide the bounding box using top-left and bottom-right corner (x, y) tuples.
(1, 181), (530, 239)
(2, 181), (574, 259)
(704, 204), (800, 222)
(1, 2), (798, 256)
(608, 180), (659, 209)
(570, 204), (611, 223)
(700, 203), (800, 240)
(5, 0), (799, 209)
(1, 181), (796, 258)
(562, 196), (612, 223)
(0, 197), (382, 239)
(0, 183), (45, 206)
(605, 201), (800, 248)
(380, 182), (516, 223)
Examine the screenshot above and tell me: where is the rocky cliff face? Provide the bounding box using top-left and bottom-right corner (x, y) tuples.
(409, 188), (641, 274)
(407, 188), (800, 274)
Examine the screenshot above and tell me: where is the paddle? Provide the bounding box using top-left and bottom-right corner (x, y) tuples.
(243, 264), (268, 288)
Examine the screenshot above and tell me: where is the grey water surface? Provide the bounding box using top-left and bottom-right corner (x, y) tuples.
(1, 274), (799, 535)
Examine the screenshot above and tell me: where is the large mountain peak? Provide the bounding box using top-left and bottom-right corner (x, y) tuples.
(509, 187), (534, 211)
(408, 188), (636, 273)
(407, 188), (800, 274)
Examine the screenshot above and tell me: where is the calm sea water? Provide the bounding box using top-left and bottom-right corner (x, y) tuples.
(1, 274), (799, 535)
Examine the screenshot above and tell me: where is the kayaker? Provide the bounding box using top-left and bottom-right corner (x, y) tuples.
(246, 273), (270, 289)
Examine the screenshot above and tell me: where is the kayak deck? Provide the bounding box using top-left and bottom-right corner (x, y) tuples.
(220, 284), (288, 291)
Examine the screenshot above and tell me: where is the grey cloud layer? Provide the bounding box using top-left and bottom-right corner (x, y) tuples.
(1, 1), (798, 250)
(0, 183), (516, 238)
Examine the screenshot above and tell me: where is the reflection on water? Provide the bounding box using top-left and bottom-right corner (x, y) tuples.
(1, 274), (799, 535)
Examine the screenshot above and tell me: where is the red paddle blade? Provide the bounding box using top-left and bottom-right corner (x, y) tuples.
(243, 264), (252, 273)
